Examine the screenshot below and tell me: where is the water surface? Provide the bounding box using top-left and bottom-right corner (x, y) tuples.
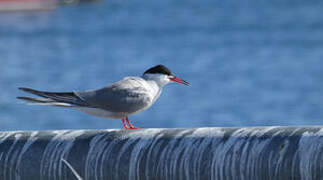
(0, 0), (323, 130)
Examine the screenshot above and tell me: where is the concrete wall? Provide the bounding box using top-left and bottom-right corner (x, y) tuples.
(0, 127), (323, 180)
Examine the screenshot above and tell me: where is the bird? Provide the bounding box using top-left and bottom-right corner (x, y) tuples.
(17, 64), (189, 129)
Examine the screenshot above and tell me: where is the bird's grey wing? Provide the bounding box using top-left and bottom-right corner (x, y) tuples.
(75, 79), (152, 113)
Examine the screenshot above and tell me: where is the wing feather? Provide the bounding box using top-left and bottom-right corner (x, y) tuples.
(18, 87), (88, 106)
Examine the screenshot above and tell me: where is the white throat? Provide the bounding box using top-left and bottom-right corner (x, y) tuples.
(142, 73), (171, 87)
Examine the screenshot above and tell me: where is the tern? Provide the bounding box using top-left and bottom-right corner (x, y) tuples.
(18, 64), (189, 129)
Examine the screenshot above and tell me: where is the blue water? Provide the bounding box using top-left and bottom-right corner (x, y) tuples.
(0, 0), (323, 130)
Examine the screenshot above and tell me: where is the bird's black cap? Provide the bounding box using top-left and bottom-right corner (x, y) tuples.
(144, 64), (173, 75)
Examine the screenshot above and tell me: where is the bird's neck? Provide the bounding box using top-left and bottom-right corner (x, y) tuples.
(142, 73), (170, 88)
(140, 74), (164, 104)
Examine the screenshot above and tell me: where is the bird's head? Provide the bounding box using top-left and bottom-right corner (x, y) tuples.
(143, 64), (189, 87)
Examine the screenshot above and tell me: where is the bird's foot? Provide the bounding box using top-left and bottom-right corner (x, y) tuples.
(124, 126), (140, 130)
(124, 116), (140, 130)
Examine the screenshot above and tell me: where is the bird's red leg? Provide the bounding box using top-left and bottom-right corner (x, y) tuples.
(121, 118), (130, 129)
(126, 116), (140, 129)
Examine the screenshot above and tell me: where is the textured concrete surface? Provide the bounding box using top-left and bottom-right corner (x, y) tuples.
(0, 127), (323, 180)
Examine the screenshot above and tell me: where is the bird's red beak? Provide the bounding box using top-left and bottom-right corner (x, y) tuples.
(169, 76), (190, 86)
